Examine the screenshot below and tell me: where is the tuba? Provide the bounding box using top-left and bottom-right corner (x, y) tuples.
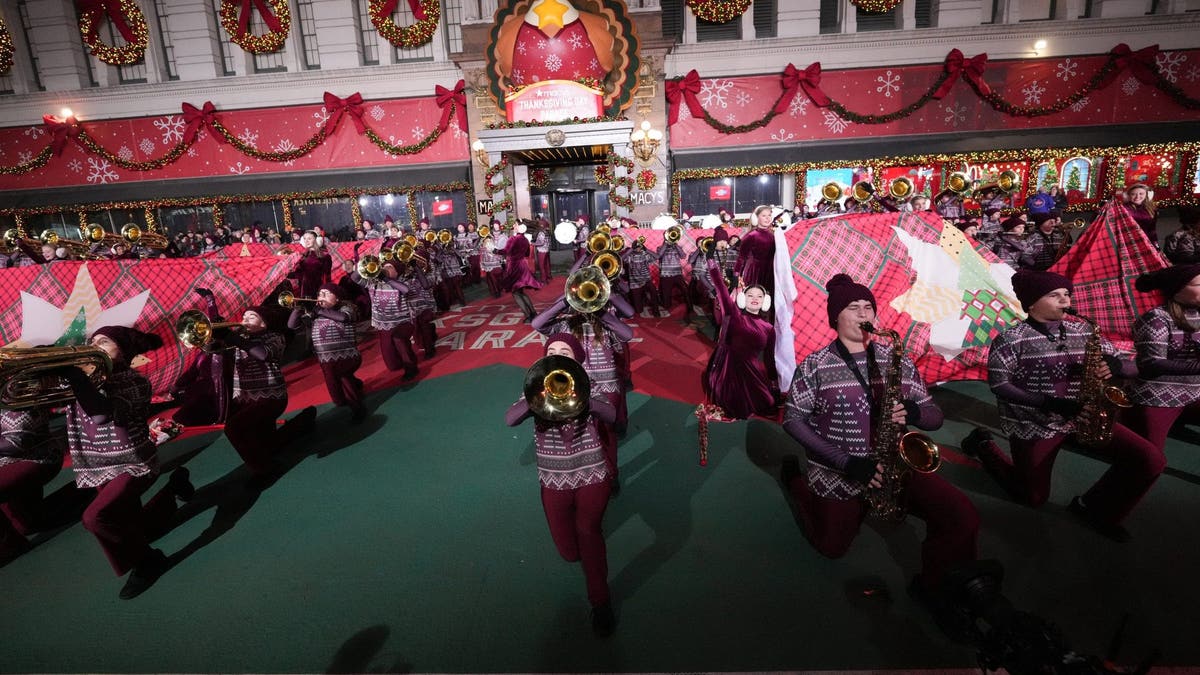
(889, 177), (914, 202)
(1064, 309), (1132, 447)
(175, 310), (245, 349)
(524, 354), (591, 422)
(565, 265), (611, 314)
(609, 234), (625, 253)
(0, 345), (113, 409)
(586, 231), (611, 255)
(859, 322), (941, 521)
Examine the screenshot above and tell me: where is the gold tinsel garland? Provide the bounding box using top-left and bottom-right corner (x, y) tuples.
(0, 17), (15, 75)
(219, 0), (291, 54)
(685, 0), (752, 23)
(369, 0), (441, 49)
(609, 155), (635, 210)
(78, 0), (149, 66)
(849, 0), (904, 12)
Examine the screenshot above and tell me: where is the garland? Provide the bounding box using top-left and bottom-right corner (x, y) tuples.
(78, 0), (150, 66)
(484, 115), (626, 130)
(282, 199), (294, 232)
(507, 76), (603, 97)
(685, 0), (751, 23)
(667, 142), (1200, 214)
(529, 167), (550, 190)
(594, 165), (611, 186)
(850, 0), (904, 11)
(349, 197), (361, 229)
(609, 155), (635, 210)
(368, 0), (440, 50)
(636, 169), (657, 191)
(485, 158), (514, 213)
(219, 0), (290, 54)
(0, 17), (15, 75)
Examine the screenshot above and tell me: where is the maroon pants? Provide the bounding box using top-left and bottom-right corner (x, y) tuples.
(787, 471), (979, 588)
(225, 396), (289, 475)
(1130, 401), (1200, 453)
(468, 255), (481, 284)
(541, 480), (612, 607)
(445, 275), (466, 307)
(629, 282), (661, 316)
(659, 275), (689, 316)
(976, 424), (1165, 524)
(377, 323), (417, 372)
(485, 268), (503, 297)
(0, 460), (61, 543)
(415, 309), (437, 356)
(319, 354), (364, 409)
(537, 251), (551, 282)
(82, 472), (178, 576)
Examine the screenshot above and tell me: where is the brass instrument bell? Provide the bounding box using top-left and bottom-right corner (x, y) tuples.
(665, 225), (683, 244)
(121, 223), (142, 243)
(586, 231), (611, 255)
(821, 182), (843, 202)
(565, 265), (611, 314)
(997, 169), (1020, 194)
(852, 180), (876, 202)
(277, 290), (319, 309)
(422, 231), (437, 244)
(175, 310), (245, 349)
(609, 234), (625, 252)
(591, 251), (621, 280)
(437, 229), (453, 246)
(39, 229), (59, 246)
(478, 225), (491, 239)
(404, 234), (419, 247)
(597, 223), (612, 235)
(357, 254), (384, 279)
(0, 345), (113, 409)
(945, 171), (972, 196)
(889, 177), (914, 201)
(523, 354), (591, 423)
(392, 241), (415, 263)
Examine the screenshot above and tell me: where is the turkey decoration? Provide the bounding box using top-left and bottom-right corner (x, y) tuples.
(495, 0), (614, 89)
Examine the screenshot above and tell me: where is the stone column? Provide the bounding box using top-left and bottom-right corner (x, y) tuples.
(163, 0), (224, 80)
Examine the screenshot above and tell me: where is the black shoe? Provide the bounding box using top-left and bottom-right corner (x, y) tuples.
(120, 549), (169, 599)
(424, 348), (437, 359)
(591, 603), (616, 637)
(609, 478), (621, 497)
(401, 366), (418, 382)
(959, 427), (993, 459)
(907, 574), (976, 644)
(167, 467), (195, 502)
(1068, 496), (1131, 543)
(781, 455), (802, 486)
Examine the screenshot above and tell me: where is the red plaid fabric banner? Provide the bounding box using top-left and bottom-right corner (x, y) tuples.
(0, 257), (293, 399)
(204, 240), (383, 281)
(1049, 202), (1167, 350)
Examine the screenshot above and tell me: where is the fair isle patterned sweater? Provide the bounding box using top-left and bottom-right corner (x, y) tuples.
(233, 332), (287, 402)
(312, 303), (360, 363)
(366, 279), (413, 330)
(1130, 306), (1200, 408)
(67, 368), (157, 488)
(534, 415), (611, 490)
(0, 409), (63, 467)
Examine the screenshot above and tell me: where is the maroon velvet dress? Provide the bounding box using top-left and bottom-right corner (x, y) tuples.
(501, 233), (543, 292)
(1124, 202), (1159, 246)
(733, 228), (775, 294)
(703, 262), (777, 419)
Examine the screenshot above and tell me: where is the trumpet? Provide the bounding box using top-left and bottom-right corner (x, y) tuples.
(277, 290), (319, 309)
(591, 251), (622, 280)
(0, 344), (113, 409)
(357, 254), (384, 279)
(175, 310), (245, 349)
(586, 231), (611, 255)
(665, 225), (683, 244)
(565, 265), (611, 314)
(523, 354), (591, 422)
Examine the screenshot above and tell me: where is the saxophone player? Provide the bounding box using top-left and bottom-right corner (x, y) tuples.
(961, 270), (1163, 543)
(781, 275), (979, 607)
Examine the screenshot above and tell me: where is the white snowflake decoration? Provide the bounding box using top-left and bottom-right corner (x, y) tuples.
(588, 58), (600, 71)
(770, 128), (795, 143)
(734, 91), (751, 107)
(1122, 77), (1141, 96)
(725, 113), (737, 125)
(369, 105), (386, 122)
(571, 70), (582, 79)
(154, 115), (185, 144)
(699, 79), (733, 109)
(272, 139), (298, 166)
(1021, 80), (1046, 105)
(788, 96), (809, 117)
(68, 159), (83, 173)
(138, 138), (155, 155)
(1156, 52), (1186, 84)
(822, 110), (849, 134)
(544, 54), (562, 73)
(24, 126), (45, 139)
(411, 125), (426, 140)
(567, 33), (584, 50)
(86, 158), (118, 184)
(117, 146), (134, 161)
(1070, 96), (1090, 113)
(236, 127), (259, 147)
(1055, 58), (1078, 81)
(313, 107), (330, 130)
(516, 41), (527, 55)
(448, 119), (466, 140)
(1187, 65), (1200, 83)
(943, 104), (967, 128)
(17, 150), (33, 165)
(228, 161), (251, 175)
(875, 70), (901, 98)
(186, 146), (198, 158)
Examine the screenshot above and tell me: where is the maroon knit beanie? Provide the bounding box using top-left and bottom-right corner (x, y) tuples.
(712, 227), (730, 243)
(319, 282), (343, 301)
(1001, 216), (1026, 232)
(825, 274), (875, 327)
(545, 332), (586, 363)
(1012, 270), (1072, 311)
(1135, 264), (1200, 298)
(91, 326), (163, 361)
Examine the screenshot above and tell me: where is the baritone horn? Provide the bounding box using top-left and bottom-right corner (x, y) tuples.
(997, 169), (1020, 194)
(565, 265), (611, 314)
(852, 180), (876, 203)
(523, 354), (591, 422)
(591, 251), (622, 280)
(665, 225), (683, 244)
(889, 177), (914, 202)
(175, 310), (245, 349)
(277, 291), (319, 309)
(0, 345), (113, 409)
(357, 254), (384, 279)
(821, 182), (843, 202)
(945, 171), (972, 196)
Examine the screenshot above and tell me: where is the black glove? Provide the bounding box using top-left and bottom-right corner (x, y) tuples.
(194, 287), (215, 301)
(1102, 354), (1123, 377)
(1044, 396), (1083, 417)
(844, 456), (877, 484)
(901, 399), (921, 426)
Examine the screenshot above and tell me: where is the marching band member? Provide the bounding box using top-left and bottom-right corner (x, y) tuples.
(404, 252), (440, 359)
(170, 288), (233, 426)
(1128, 264), (1200, 455)
(991, 216), (1035, 269)
(686, 239), (716, 321)
(655, 233), (690, 320)
(621, 238), (661, 318)
(1025, 211), (1067, 271)
(288, 283), (368, 421)
(933, 187), (964, 220)
(465, 222), (482, 285)
(222, 306), (317, 483)
(454, 223), (476, 286)
(574, 216), (590, 262)
(505, 335), (618, 637)
(346, 259), (418, 382)
(0, 406), (64, 565)
(1122, 184), (1159, 247)
(533, 220), (552, 283)
(57, 326), (195, 598)
(960, 270), (1164, 542)
(502, 222), (543, 323)
(734, 205), (776, 295)
(780, 276), (978, 609)
(814, 196), (843, 216)
(703, 256), (778, 420)
(480, 231), (505, 298)
(437, 236), (467, 309)
(1162, 206), (1200, 265)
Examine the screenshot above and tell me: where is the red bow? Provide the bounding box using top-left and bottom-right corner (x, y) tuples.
(435, 80), (467, 133)
(323, 92), (366, 135)
(234, 0), (282, 36)
(372, 0), (427, 21)
(779, 62), (829, 110)
(78, 0), (136, 42)
(665, 70), (703, 126)
(42, 115), (80, 156)
(936, 49), (990, 99)
(182, 101), (222, 145)
(1107, 43), (1161, 88)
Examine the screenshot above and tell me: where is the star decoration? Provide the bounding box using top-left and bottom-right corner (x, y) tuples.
(533, 0), (570, 37)
(13, 264), (151, 349)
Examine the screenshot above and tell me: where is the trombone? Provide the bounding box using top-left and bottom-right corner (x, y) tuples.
(80, 223), (122, 248)
(888, 177), (914, 202)
(175, 310), (245, 349)
(40, 229), (91, 259)
(821, 182), (843, 203)
(278, 290), (319, 309)
(852, 180), (876, 203)
(0, 344), (113, 409)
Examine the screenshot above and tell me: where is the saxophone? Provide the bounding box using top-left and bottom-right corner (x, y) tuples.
(1064, 308), (1132, 447)
(859, 322), (942, 521)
